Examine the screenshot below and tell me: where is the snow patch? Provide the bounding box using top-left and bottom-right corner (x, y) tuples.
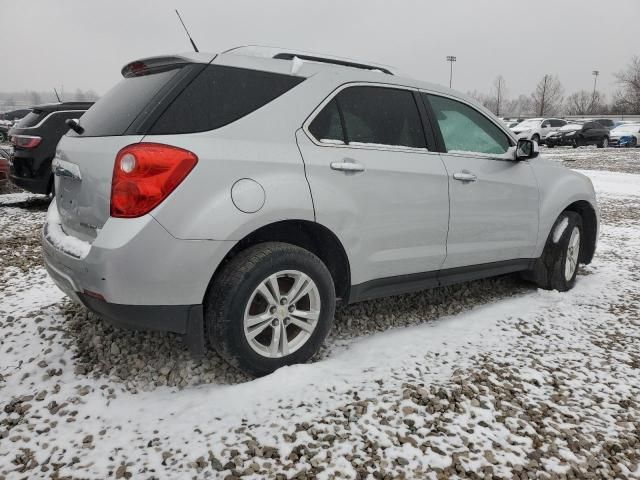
(553, 216), (569, 243)
(290, 56), (304, 75)
(44, 201), (91, 259)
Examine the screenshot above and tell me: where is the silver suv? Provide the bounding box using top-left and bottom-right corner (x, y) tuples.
(43, 47), (599, 376)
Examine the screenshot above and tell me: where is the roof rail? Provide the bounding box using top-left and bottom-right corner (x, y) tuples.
(221, 46), (396, 75)
(273, 53), (394, 75)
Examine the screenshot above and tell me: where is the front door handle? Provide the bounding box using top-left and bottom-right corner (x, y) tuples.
(453, 171), (477, 182)
(330, 159), (365, 173)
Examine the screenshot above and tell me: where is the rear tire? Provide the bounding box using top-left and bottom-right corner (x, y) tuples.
(532, 134), (540, 144)
(205, 242), (336, 377)
(522, 212), (583, 292)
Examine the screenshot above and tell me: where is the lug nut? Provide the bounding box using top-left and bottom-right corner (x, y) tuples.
(270, 306), (277, 314)
(288, 305), (295, 313)
(271, 319), (279, 327)
(283, 317), (290, 325)
(280, 298), (287, 305)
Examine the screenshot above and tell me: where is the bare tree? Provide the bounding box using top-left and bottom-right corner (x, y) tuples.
(614, 56), (640, 114)
(530, 74), (564, 116)
(501, 95), (531, 118)
(565, 90), (604, 115)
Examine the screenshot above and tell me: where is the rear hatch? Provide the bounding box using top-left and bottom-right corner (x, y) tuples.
(54, 57), (210, 242)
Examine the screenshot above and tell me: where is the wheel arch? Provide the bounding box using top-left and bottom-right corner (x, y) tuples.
(205, 219), (351, 302)
(563, 200), (597, 264)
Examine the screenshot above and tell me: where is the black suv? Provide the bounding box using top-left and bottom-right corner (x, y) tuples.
(9, 102), (93, 194)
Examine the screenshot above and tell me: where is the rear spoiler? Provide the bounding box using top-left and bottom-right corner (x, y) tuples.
(121, 53), (215, 78)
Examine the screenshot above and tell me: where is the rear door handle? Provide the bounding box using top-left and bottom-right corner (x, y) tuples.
(330, 159), (365, 173)
(453, 171), (477, 182)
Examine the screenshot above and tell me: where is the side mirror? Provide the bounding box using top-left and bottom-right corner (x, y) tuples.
(516, 138), (539, 160)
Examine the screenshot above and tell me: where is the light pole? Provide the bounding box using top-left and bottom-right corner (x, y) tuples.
(591, 70), (599, 112)
(591, 70), (599, 97)
(446, 56), (457, 88)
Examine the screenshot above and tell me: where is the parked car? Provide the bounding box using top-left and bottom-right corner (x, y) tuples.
(0, 109), (31, 122)
(511, 118), (567, 144)
(8, 102), (93, 194)
(545, 121), (610, 148)
(42, 47), (599, 376)
(0, 124), (9, 143)
(0, 148), (10, 188)
(609, 123), (640, 147)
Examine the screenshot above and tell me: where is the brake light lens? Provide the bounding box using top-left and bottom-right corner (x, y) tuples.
(12, 135), (42, 149)
(110, 143), (197, 218)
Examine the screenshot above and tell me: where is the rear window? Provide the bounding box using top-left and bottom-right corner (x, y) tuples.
(148, 65), (305, 135)
(72, 66), (183, 137)
(16, 110), (47, 128)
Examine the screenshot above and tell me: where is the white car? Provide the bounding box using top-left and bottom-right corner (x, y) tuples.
(511, 118), (568, 144)
(609, 123), (640, 147)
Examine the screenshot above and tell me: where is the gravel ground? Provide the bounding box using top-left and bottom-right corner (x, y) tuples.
(1, 147), (639, 479)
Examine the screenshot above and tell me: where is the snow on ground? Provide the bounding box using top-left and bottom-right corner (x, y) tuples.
(1, 147), (639, 479)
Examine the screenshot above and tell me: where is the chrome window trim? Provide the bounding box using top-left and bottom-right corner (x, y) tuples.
(302, 81), (436, 155)
(17, 110), (89, 130)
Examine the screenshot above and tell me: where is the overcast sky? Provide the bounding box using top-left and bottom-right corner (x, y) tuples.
(1, 0), (638, 99)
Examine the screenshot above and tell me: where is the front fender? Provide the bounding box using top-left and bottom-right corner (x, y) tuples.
(532, 160), (599, 258)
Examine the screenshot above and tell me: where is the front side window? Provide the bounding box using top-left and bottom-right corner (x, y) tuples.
(425, 94), (511, 155)
(336, 86), (426, 149)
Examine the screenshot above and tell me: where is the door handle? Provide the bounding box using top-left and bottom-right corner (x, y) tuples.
(330, 159), (365, 173)
(453, 171), (477, 182)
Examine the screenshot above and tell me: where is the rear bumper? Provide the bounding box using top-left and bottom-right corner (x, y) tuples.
(79, 293), (201, 334)
(42, 199), (235, 331)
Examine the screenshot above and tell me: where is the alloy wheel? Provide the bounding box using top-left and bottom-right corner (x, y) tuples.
(243, 270), (321, 358)
(564, 227), (581, 281)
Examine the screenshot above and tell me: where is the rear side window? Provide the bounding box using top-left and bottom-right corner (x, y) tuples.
(72, 66), (183, 137)
(149, 65), (305, 135)
(426, 94), (511, 155)
(308, 99), (345, 144)
(16, 110), (47, 128)
(336, 86), (426, 148)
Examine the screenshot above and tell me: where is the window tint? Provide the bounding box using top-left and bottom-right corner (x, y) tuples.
(426, 94), (511, 155)
(308, 99), (345, 144)
(150, 65), (304, 135)
(550, 119), (566, 127)
(336, 86), (426, 148)
(16, 110), (47, 128)
(72, 67), (182, 137)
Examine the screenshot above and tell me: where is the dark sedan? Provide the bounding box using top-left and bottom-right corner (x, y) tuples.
(546, 121), (610, 148)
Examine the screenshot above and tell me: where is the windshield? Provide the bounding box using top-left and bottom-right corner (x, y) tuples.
(514, 119), (540, 129)
(561, 124), (582, 131)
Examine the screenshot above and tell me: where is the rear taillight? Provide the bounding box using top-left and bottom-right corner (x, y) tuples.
(110, 143), (198, 218)
(11, 135), (42, 149)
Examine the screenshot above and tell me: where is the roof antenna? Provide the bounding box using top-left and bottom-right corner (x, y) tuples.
(175, 9), (199, 53)
(53, 88), (61, 102)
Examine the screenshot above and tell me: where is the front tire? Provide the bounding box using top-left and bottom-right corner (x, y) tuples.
(522, 212), (583, 292)
(532, 134), (540, 144)
(598, 137), (609, 148)
(205, 242), (336, 376)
